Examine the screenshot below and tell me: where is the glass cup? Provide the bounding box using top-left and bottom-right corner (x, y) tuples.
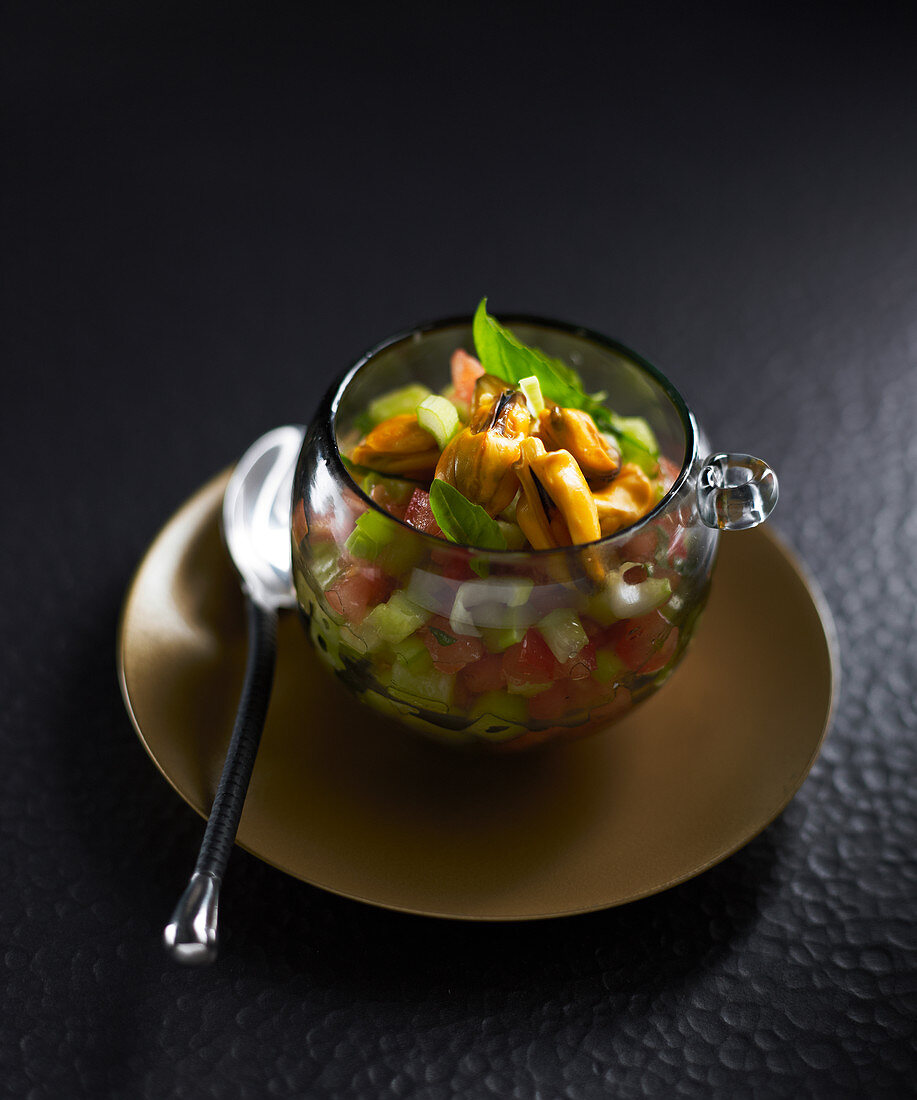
(291, 316), (778, 750)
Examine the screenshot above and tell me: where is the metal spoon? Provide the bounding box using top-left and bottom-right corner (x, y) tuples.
(163, 424), (306, 964)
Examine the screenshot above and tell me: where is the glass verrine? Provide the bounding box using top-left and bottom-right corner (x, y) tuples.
(291, 316), (777, 750)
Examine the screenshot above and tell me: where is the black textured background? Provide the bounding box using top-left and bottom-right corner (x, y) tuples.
(3, 3), (916, 1096)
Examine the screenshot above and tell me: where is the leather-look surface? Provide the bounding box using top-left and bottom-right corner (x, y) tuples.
(3, 4), (915, 1097)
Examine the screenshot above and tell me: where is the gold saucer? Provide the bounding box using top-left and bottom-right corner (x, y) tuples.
(118, 471), (836, 920)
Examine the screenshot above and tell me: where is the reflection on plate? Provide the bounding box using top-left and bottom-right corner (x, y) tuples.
(117, 472), (836, 921)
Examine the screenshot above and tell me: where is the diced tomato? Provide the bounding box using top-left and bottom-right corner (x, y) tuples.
(560, 640), (597, 680)
(526, 682), (577, 723)
(643, 626), (679, 673)
(403, 488), (443, 537)
(589, 685), (633, 724)
(450, 348), (485, 406)
(306, 507), (343, 544)
(430, 546), (476, 581)
(658, 455), (682, 490)
(419, 622), (486, 673)
(619, 526), (658, 564)
(581, 616), (605, 638)
(460, 652), (506, 694)
(609, 611), (679, 673)
(292, 498), (309, 545)
(502, 629), (561, 688)
(452, 675), (473, 713)
(527, 678), (600, 723)
(325, 565), (392, 625)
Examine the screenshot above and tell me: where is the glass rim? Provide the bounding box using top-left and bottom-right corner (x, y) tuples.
(311, 312), (700, 557)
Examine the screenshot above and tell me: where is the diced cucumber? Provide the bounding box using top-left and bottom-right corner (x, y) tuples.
(310, 611), (345, 670)
(468, 691), (528, 725)
(602, 417), (659, 475)
(337, 623), (368, 660)
(344, 528), (376, 563)
(589, 573), (672, 623)
(311, 604), (337, 636)
(607, 413), (659, 455)
(496, 520), (528, 550)
(389, 663), (455, 712)
(307, 543), (345, 592)
(593, 647), (626, 684)
(390, 632), (434, 673)
(621, 440), (659, 476)
(464, 692), (528, 741)
(479, 624), (527, 653)
(345, 509), (394, 559)
(362, 590), (428, 646)
(537, 608), (588, 663)
(294, 570), (314, 613)
(417, 394), (461, 450)
(463, 715), (527, 743)
(368, 383), (433, 425)
(439, 384), (470, 424)
(345, 509), (423, 576)
(361, 688), (467, 743)
(499, 494), (519, 522)
(519, 375), (545, 414)
(379, 537), (423, 578)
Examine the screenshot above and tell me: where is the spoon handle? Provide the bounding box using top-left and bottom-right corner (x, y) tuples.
(163, 594), (278, 964)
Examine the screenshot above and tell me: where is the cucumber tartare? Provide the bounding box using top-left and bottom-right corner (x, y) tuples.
(292, 302), (709, 749)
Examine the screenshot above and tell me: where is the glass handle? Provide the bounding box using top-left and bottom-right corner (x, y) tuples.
(696, 453), (778, 531)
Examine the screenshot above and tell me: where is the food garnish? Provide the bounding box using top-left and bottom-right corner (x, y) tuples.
(347, 299), (663, 549)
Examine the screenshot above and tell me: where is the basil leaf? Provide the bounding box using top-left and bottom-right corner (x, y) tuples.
(429, 626), (456, 647)
(473, 298), (612, 427)
(428, 478), (507, 550)
(474, 299), (662, 465)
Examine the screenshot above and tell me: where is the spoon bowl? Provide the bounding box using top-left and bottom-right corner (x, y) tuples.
(223, 427), (307, 610)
